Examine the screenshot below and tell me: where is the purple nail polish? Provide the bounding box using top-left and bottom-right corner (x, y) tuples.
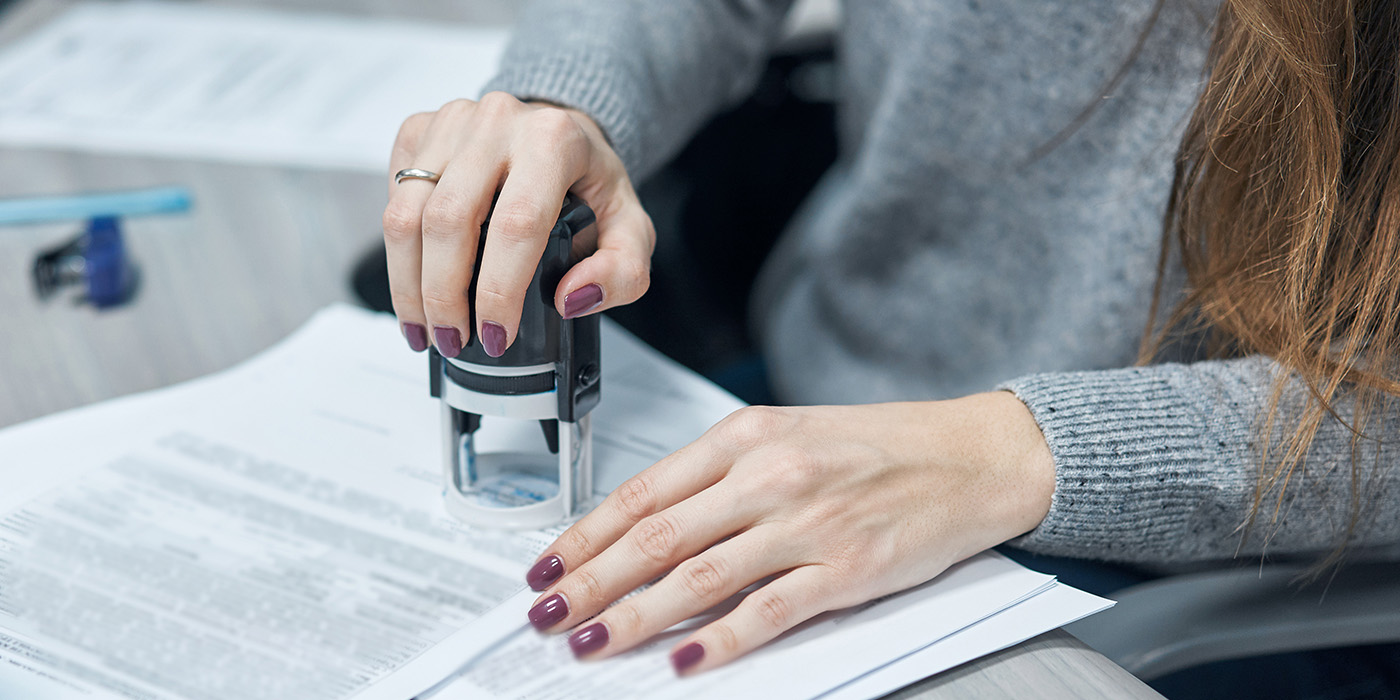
(401, 323), (429, 352)
(433, 326), (462, 359)
(526, 555), (564, 591)
(568, 623), (609, 658)
(562, 284), (604, 319)
(671, 642), (704, 673)
(527, 593), (568, 630)
(481, 321), (507, 357)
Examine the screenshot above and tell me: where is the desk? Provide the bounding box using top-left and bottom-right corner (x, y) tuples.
(0, 1), (1162, 698)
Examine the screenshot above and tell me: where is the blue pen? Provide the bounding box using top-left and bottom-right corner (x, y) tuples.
(0, 186), (192, 226)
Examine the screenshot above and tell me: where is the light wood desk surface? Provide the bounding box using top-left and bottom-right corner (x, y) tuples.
(0, 1), (1162, 698)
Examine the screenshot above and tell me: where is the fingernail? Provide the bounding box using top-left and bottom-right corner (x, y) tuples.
(671, 642), (704, 674)
(562, 284), (604, 319)
(481, 321), (507, 357)
(401, 322), (429, 352)
(527, 593), (568, 630)
(568, 623), (609, 658)
(433, 326), (462, 359)
(526, 554), (564, 591)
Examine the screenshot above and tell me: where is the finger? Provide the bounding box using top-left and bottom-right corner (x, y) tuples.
(564, 524), (800, 660)
(555, 204), (655, 319)
(525, 406), (782, 590)
(474, 120), (589, 357)
(418, 143), (504, 359)
(387, 111), (432, 197)
(526, 478), (756, 633)
(524, 430), (739, 592)
(670, 565), (837, 675)
(382, 111), (437, 351)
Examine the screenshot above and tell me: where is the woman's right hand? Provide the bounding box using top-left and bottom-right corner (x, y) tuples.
(383, 92), (654, 358)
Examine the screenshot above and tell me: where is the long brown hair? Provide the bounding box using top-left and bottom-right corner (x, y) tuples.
(1144, 0), (1400, 568)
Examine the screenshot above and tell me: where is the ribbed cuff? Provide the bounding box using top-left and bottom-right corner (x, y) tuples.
(482, 50), (646, 176)
(997, 367), (1219, 561)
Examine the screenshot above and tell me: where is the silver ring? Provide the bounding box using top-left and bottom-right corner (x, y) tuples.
(395, 168), (441, 185)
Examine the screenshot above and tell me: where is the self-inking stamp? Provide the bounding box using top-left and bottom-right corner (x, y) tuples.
(429, 195), (601, 529)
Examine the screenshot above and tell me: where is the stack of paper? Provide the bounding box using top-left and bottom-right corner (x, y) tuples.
(0, 306), (1109, 700)
(0, 2), (509, 171)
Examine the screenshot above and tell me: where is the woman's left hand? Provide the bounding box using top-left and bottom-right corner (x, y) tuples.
(521, 393), (1057, 674)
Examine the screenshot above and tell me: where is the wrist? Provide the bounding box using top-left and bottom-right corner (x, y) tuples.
(952, 392), (1056, 541)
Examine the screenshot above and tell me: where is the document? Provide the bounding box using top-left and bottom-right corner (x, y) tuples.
(0, 307), (738, 699)
(0, 306), (1110, 700)
(820, 582), (1111, 700)
(0, 2), (508, 171)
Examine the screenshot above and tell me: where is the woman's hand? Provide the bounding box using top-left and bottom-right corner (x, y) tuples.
(521, 393), (1056, 674)
(383, 93), (654, 357)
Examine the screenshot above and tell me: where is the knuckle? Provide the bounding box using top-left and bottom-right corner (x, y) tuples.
(709, 621), (741, 655)
(752, 591), (793, 630)
(532, 109), (584, 148)
(389, 290), (422, 314)
(621, 255), (651, 289)
(421, 286), (466, 316)
(473, 285), (515, 313)
(478, 90), (519, 114)
(490, 200), (550, 242)
(397, 111), (433, 139)
(569, 567), (606, 608)
(749, 446), (820, 499)
(382, 202), (422, 241)
(438, 97), (477, 116)
(798, 496), (846, 529)
(558, 527), (593, 559)
(769, 445), (817, 481)
(421, 196), (478, 239)
(632, 514), (681, 564)
(723, 405), (787, 445)
(678, 558), (727, 602)
(608, 602), (644, 637)
(611, 477), (655, 522)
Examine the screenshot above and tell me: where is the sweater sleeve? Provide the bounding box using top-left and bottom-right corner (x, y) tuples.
(481, 0), (798, 181)
(997, 356), (1400, 563)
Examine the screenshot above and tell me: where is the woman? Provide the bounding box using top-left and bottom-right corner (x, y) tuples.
(382, 0), (1400, 680)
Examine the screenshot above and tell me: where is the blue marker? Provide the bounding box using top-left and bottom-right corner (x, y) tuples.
(0, 186), (192, 226)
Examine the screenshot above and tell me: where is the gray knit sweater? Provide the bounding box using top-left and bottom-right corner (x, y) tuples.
(484, 0), (1400, 564)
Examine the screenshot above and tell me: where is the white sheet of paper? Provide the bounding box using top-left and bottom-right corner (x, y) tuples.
(0, 305), (1111, 700)
(0, 2), (508, 171)
(818, 583), (1113, 700)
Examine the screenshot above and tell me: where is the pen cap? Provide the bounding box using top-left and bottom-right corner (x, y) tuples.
(84, 217), (135, 308)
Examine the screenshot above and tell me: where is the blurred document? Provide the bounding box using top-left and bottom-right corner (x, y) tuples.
(0, 2), (508, 171)
(0, 306), (742, 699)
(0, 306), (1109, 700)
